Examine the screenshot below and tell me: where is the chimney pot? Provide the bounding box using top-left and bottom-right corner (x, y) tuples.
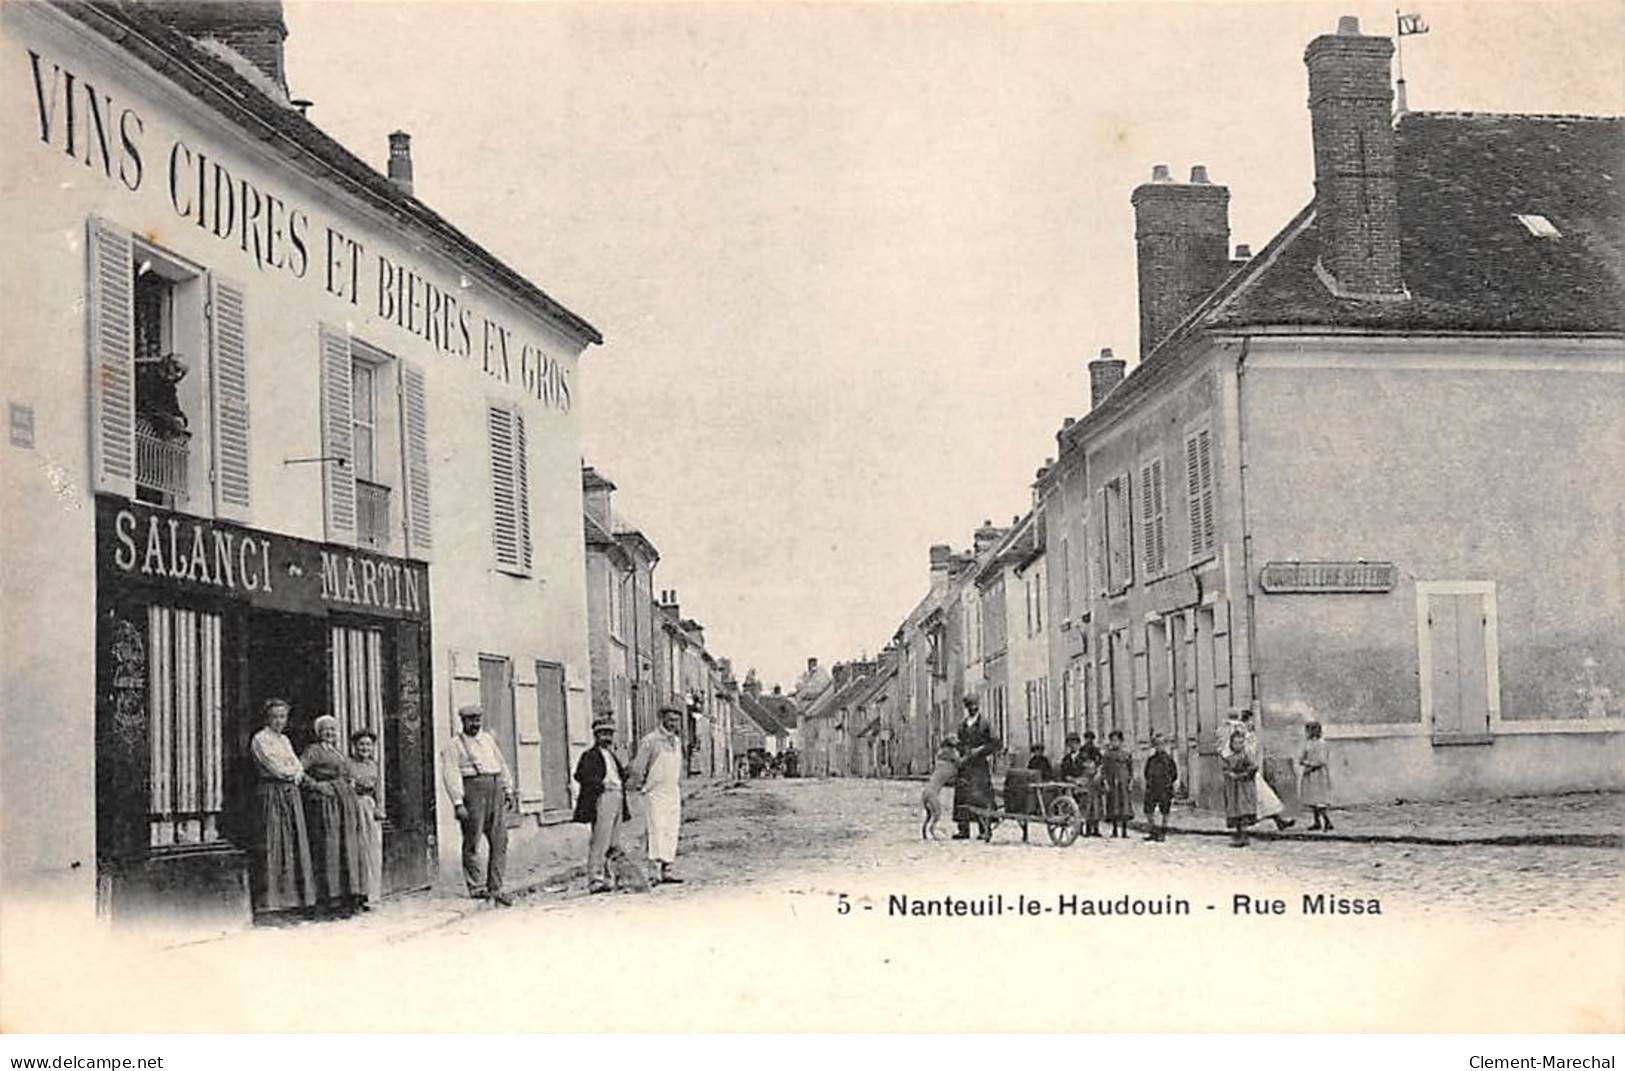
(1337, 14), (1361, 34)
(1235, 243), (1253, 260)
(1062, 417), (1075, 429)
(1150, 163), (1172, 182)
(387, 131), (414, 197)
(1189, 164), (1210, 184)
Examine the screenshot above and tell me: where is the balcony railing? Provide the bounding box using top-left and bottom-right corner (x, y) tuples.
(356, 478), (391, 549)
(135, 415), (190, 505)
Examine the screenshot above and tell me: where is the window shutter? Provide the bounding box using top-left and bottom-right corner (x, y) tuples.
(88, 217), (136, 497)
(209, 276), (250, 520)
(1092, 489), (1107, 597)
(318, 325), (356, 544)
(399, 361), (432, 559)
(514, 407), (533, 571)
(1152, 458), (1167, 576)
(1140, 462), (1157, 578)
(1197, 430), (1215, 555)
(488, 404), (519, 570)
(1117, 475), (1135, 589)
(1186, 432), (1204, 559)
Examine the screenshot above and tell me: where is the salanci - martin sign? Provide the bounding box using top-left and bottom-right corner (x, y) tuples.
(1259, 561), (1397, 594)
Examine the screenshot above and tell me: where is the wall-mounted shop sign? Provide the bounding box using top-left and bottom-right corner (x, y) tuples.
(1260, 561), (1397, 594)
(97, 496), (429, 621)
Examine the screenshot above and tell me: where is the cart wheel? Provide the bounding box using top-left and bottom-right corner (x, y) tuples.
(1047, 795), (1081, 846)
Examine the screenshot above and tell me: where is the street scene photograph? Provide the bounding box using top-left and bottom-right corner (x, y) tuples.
(0, 0), (1622, 1042)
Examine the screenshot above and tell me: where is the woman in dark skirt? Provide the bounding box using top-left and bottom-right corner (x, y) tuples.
(1223, 730), (1259, 848)
(1100, 729), (1135, 838)
(301, 715), (369, 916)
(248, 698), (316, 921)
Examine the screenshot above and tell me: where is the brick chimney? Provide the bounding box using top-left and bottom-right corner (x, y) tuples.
(1088, 347), (1126, 409)
(387, 131), (415, 198)
(140, 1), (289, 101)
(1131, 163), (1231, 360)
(581, 465), (615, 528)
(973, 520), (1004, 556)
(1305, 16), (1404, 298)
(659, 590), (680, 620)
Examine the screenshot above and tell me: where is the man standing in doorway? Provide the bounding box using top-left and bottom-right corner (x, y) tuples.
(953, 695), (1000, 841)
(574, 714), (630, 893)
(630, 705), (685, 885)
(441, 703), (515, 905)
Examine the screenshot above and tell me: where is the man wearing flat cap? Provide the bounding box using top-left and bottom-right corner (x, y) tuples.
(440, 702), (515, 905)
(629, 705), (686, 884)
(574, 714), (631, 893)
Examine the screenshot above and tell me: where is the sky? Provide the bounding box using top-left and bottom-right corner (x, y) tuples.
(283, 0), (1624, 688)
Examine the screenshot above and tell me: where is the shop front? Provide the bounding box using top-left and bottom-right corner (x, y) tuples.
(94, 496), (435, 926)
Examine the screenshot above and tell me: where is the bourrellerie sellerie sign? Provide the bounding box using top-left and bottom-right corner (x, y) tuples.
(1259, 560), (1398, 594)
(97, 496), (428, 621)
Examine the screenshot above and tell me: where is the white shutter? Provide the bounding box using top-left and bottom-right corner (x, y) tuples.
(1092, 489), (1108, 597)
(1140, 462), (1157, 578)
(514, 407), (533, 572)
(399, 361), (432, 559)
(318, 325), (356, 544)
(488, 404), (520, 570)
(210, 276), (251, 520)
(88, 217), (136, 497)
(1151, 458), (1167, 575)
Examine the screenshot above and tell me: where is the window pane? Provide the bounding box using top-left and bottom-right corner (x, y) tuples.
(351, 361), (375, 422)
(353, 425), (375, 481)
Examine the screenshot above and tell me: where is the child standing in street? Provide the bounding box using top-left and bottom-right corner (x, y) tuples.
(1027, 741), (1055, 782)
(1142, 734), (1178, 842)
(1100, 729), (1135, 838)
(1222, 730), (1258, 848)
(1299, 721), (1334, 831)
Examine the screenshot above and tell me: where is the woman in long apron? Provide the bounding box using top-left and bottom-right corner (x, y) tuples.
(301, 715), (369, 916)
(349, 729), (384, 902)
(248, 699), (316, 922)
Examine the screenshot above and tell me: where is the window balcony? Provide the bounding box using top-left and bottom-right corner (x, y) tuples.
(356, 478), (392, 550)
(135, 414), (190, 506)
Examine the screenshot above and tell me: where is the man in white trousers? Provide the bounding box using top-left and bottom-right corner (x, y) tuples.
(630, 705), (686, 884)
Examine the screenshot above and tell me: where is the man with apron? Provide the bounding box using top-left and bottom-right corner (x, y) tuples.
(631, 705), (686, 884)
(440, 703), (516, 905)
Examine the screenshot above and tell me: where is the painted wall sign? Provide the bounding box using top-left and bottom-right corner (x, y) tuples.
(20, 43), (572, 410)
(1260, 561), (1397, 594)
(97, 496), (430, 621)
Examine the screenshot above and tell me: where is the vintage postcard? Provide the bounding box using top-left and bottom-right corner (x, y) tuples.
(0, 0), (1620, 1036)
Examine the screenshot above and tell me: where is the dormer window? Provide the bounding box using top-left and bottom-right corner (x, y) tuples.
(1515, 213), (1561, 239)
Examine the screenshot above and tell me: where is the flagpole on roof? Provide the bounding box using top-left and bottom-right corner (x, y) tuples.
(1395, 7), (1409, 115)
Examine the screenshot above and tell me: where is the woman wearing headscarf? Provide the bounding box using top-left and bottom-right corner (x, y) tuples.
(248, 698), (316, 921)
(300, 714), (368, 916)
(349, 729), (384, 903)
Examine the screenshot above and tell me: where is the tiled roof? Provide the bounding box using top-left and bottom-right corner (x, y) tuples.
(65, 2), (603, 346)
(1211, 112), (1624, 334)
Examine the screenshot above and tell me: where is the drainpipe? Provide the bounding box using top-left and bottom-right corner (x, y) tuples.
(1233, 337), (1264, 726)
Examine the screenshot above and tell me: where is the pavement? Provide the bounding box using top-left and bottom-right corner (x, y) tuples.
(5, 777), (1620, 1031)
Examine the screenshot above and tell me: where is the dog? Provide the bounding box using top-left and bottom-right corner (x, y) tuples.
(605, 845), (652, 893)
(921, 737), (963, 840)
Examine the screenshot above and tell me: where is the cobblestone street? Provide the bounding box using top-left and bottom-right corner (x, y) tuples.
(7, 778), (1619, 1033)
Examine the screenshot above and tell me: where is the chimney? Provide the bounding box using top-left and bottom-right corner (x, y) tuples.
(807, 657), (819, 673)
(772, 685), (782, 697)
(581, 465), (615, 528)
(929, 544), (953, 582)
(1305, 16), (1404, 298)
(1131, 163), (1231, 360)
(140, 2), (289, 101)
(388, 131), (415, 198)
(1088, 347), (1127, 409)
(973, 520), (1003, 556)
(660, 590), (679, 620)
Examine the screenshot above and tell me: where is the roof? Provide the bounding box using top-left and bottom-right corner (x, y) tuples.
(1213, 112), (1625, 335)
(738, 691), (791, 737)
(63, 1), (602, 346)
(977, 512), (1033, 586)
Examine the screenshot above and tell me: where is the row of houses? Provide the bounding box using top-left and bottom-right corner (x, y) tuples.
(803, 15), (1624, 807)
(582, 465), (793, 778)
(0, 0), (751, 928)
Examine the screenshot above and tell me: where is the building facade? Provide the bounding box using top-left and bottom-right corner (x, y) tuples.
(1, 0), (602, 922)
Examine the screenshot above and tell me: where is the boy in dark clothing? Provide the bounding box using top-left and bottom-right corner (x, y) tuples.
(1058, 734), (1086, 780)
(1027, 742), (1055, 782)
(1143, 734), (1178, 841)
(1080, 731), (1102, 766)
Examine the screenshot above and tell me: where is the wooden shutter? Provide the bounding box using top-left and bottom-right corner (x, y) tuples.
(514, 407), (533, 571)
(1196, 430), (1215, 555)
(318, 325), (356, 543)
(209, 276), (250, 520)
(1140, 462), (1158, 578)
(1092, 489), (1108, 597)
(88, 217), (136, 497)
(1186, 432), (1204, 558)
(488, 404), (520, 571)
(1116, 475), (1135, 589)
(1152, 459), (1167, 576)
(398, 361), (432, 559)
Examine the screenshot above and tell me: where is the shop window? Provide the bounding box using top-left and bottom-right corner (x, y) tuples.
(146, 605), (224, 847)
(487, 403), (532, 575)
